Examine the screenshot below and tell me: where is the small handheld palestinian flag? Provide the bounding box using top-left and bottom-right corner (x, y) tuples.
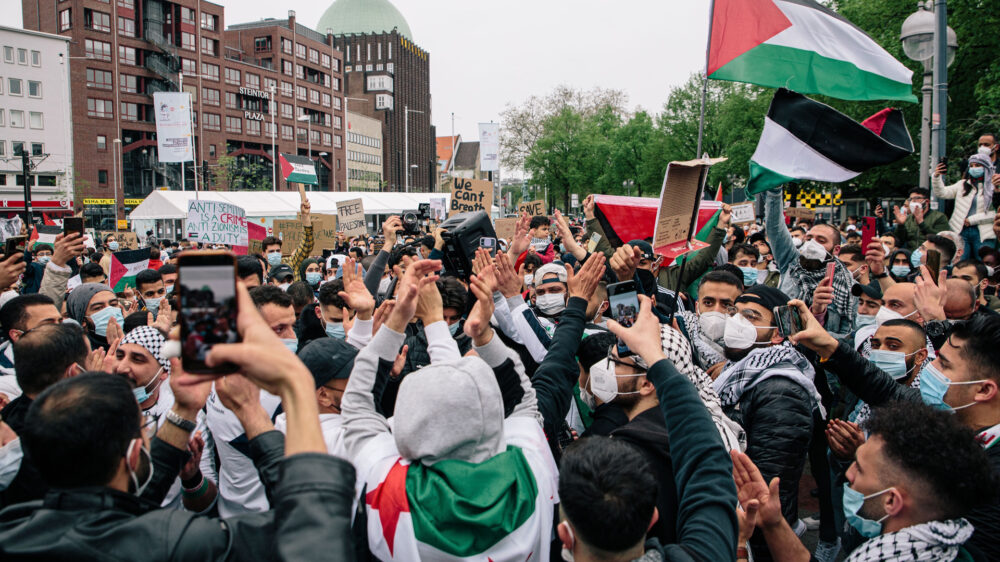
(109, 248), (151, 291)
(279, 153), (318, 186)
(29, 225), (61, 247)
(746, 88), (913, 196)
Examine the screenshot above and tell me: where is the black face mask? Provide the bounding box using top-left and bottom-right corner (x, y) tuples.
(635, 269), (658, 295)
(985, 285), (997, 297)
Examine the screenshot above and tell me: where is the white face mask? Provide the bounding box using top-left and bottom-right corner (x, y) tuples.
(874, 306), (917, 327)
(978, 145), (993, 157)
(126, 439), (154, 496)
(579, 375), (597, 410)
(536, 292), (567, 316)
(723, 313), (775, 350)
(277, 283), (291, 292)
(699, 310), (727, 342)
(378, 276), (393, 295)
(799, 239), (827, 261)
(791, 237), (804, 248)
(588, 357), (642, 403)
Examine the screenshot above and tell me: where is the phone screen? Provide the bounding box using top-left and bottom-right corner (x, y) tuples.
(64, 217), (84, 237)
(608, 281), (639, 355)
(180, 263), (239, 373)
(774, 306), (803, 338)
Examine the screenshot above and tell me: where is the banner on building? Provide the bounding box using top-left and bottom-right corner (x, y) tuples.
(478, 122), (500, 172)
(153, 92), (194, 163)
(186, 200), (248, 246)
(279, 153), (318, 185)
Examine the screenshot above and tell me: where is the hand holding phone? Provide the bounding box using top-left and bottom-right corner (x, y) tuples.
(925, 249), (941, 285)
(824, 261), (836, 284)
(774, 305), (804, 338)
(63, 217), (84, 238)
(608, 281), (640, 355)
(179, 251), (240, 374)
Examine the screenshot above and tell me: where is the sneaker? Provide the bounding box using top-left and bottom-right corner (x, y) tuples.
(813, 538), (841, 562)
(792, 518), (807, 537)
(802, 515), (821, 531)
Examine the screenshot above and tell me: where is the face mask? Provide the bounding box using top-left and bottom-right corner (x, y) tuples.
(579, 378), (597, 410)
(890, 265), (911, 278)
(909, 202), (922, 215)
(448, 321), (461, 336)
(799, 239), (827, 261)
(306, 271), (322, 286)
(282, 338), (298, 353)
(165, 284), (174, 295)
(854, 314), (876, 330)
(531, 237), (550, 250)
(723, 313), (774, 350)
(277, 283), (291, 292)
(910, 249), (923, 268)
(560, 523), (576, 562)
(267, 252), (283, 266)
(979, 145), (994, 157)
(536, 292), (567, 316)
(325, 322), (346, 339)
(969, 167), (986, 179)
(108, 241), (119, 251)
(133, 367), (164, 404)
(144, 298), (160, 317)
(524, 274), (533, 287)
(843, 485), (894, 538)
(919, 362), (986, 412)
(90, 305), (125, 338)
(882, 244), (891, 255)
(699, 311), (727, 342)
(874, 306), (917, 327)
(791, 237), (803, 248)
(126, 439), (154, 497)
(868, 349), (918, 380)
(739, 266), (758, 287)
(593, 301), (608, 324)
(588, 357), (642, 404)
(378, 276), (393, 295)
(38, 256), (51, 265)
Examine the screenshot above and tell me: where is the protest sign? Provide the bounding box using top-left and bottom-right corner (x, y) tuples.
(785, 206), (816, 222)
(652, 157), (726, 260)
(430, 197), (447, 220)
(238, 222), (268, 256)
(517, 200), (546, 217)
(730, 202), (756, 224)
(99, 231), (139, 250)
(186, 200), (248, 246)
(0, 217), (23, 242)
(337, 198), (367, 237)
(449, 178), (493, 216)
(493, 218), (518, 242)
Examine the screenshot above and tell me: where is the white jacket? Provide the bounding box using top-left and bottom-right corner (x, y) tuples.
(932, 174), (996, 241)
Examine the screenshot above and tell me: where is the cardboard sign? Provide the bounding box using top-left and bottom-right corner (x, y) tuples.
(337, 198), (367, 237)
(307, 213), (341, 250)
(186, 200), (248, 246)
(517, 200), (546, 217)
(493, 218), (518, 242)
(785, 206), (816, 222)
(449, 178), (493, 216)
(730, 202), (756, 225)
(99, 231), (139, 250)
(652, 157), (726, 260)
(240, 222), (267, 256)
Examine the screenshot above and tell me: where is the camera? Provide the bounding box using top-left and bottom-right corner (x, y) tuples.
(400, 211), (422, 236)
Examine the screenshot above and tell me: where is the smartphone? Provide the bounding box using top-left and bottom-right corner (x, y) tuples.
(480, 236), (497, 257)
(178, 251), (240, 374)
(860, 217), (876, 253)
(925, 249), (941, 284)
(825, 261), (836, 281)
(4, 236), (27, 257)
(774, 305), (804, 338)
(608, 280), (640, 356)
(63, 217), (84, 238)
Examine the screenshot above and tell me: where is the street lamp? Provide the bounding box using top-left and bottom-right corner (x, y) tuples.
(298, 114), (314, 190)
(623, 179), (634, 197)
(404, 105), (424, 193)
(901, 1), (957, 191)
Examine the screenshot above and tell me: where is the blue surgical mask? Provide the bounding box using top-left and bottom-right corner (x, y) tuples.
(133, 368), (164, 404)
(843, 485), (894, 538)
(739, 266), (758, 287)
(144, 298), (160, 317)
(165, 284), (174, 295)
(325, 322), (346, 339)
(37, 256), (51, 265)
(890, 265), (911, 278)
(90, 305), (125, 338)
(969, 167), (986, 178)
(919, 362), (985, 412)
(108, 241), (119, 251)
(868, 349), (916, 380)
(281, 338), (298, 353)
(306, 271), (322, 286)
(267, 252), (283, 266)
(910, 249), (923, 269)
(854, 314), (876, 330)
(448, 321), (461, 336)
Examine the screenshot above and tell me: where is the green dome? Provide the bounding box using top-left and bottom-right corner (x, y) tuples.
(317, 0), (414, 41)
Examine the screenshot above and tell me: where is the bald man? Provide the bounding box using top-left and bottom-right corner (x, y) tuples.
(942, 279), (977, 322)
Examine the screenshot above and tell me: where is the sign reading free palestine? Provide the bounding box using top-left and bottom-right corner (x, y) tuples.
(279, 153), (318, 185)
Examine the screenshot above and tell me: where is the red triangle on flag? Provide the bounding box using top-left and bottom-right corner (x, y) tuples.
(714, 183), (724, 202)
(365, 460), (411, 556)
(109, 253), (126, 289)
(708, 0), (793, 76)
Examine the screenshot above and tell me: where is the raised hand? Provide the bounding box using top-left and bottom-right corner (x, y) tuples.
(567, 253), (606, 300)
(609, 244), (640, 282)
(509, 212), (532, 257)
(865, 239), (886, 277)
(583, 194), (596, 220)
(731, 450), (783, 529)
(390, 344), (409, 378)
(464, 272), (496, 346)
(893, 205), (907, 226)
(787, 299), (839, 359)
(495, 250), (523, 298)
(385, 260), (441, 333)
(606, 295), (666, 366)
(338, 256), (375, 318)
(826, 419), (866, 460)
(914, 265), (948, 322)
(382, 215), (402, 248)
(0, 253), (25, 290)
(52, 233), (85, 268)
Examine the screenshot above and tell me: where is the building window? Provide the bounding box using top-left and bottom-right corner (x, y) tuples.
(180, 58), (196, 75)
(332, 96), (342, 111)
(281, 103), (292, 119)
(118, 17), (135, 37)
(31, 142), (43, 156)
(202, 87), (220, 106)
(119, 74), (137, 93)
(245, 73), (260, 89)
(203, 113), (220, 131)
(12, 142), (24, 156)
(29, 112), (43, 129)
(181, 32), (196, 52)
(59, 9), (71, 31)
(308, 48), (319, 64)
(295, 64), (304, 79)
(333, 115), (342, 129)
(200, 37), (217, 56)
(2, 47), (11, 63)
(309, 89), (319, 104)
(322, 132), (331, 146)
(321, 53), (330, 68)
(201, 62), (219, 81)
(85, 39), (111, 61)
(332, 77), (340, 92)
(27, 81), (42, 98)
(225, 116), (241, 133)
(224, 68), (240, 85)
(321, 93), (331, 107)
(281, 38), (292, 54)
(201, 13), (217, 31)
(9, 110), (24, 128)
(282, 60), (293, 76)
(295, 43), (306, 59)
(97, 135), (107, 150)
(296, 85), (306, 101)
(121, 102), (138, 121)
(118, 46), (136, 66)
(281, 82), (292, 97)
(225, 92), (237, 109)
(334, 135), (342, 148)
(264, 122), (275, 138)
(180, 7), (195, 25)
(87, 98), (113, 118)
(84, 9), (111, 32)
(87, 68), (113, 89)
(118, 0), (135, 9)
(375, 94), (393, 110)
(7, 78), (21, 96)
(98, 170), (108, 185)
(263, 77), (277, 92)
(246, 119), (261, 136)
(208, 144), (216, 157)
(254, 36), (271, 53)
(281, 124), (293, 140)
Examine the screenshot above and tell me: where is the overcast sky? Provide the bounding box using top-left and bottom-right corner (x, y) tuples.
(13, 0), (709, 147)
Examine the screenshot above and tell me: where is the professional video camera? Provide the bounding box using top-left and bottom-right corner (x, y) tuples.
(438, 211), (497, 279)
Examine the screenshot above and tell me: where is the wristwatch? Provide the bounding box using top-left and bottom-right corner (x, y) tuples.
(872, 271), (888, 279)
(164, 409), (196, 432)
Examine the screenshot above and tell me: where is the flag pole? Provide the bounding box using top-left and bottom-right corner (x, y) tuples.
(696, 0), (716, 159)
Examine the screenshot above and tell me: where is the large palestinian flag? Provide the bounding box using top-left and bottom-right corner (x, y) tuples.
(592, 195), (722, 249)
(708, 0), (916, 102)
(746, 89), (913, 195)
(109, 248), (151, 291)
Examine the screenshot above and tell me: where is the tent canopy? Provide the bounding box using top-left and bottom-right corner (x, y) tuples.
(128, 191), (454, 220)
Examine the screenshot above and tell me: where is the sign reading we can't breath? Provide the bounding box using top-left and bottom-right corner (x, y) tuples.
(449, 178), (493, 216)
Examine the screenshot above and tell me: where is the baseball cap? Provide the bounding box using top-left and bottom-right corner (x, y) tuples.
(627, 240), (655, 261)
(268, 264), (294, 281)
(535, 262), (568, 285)
(852, 283), (883, 300)
(297, 337), (358, 388)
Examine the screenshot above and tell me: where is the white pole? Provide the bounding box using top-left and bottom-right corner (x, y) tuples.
(404, 105), (409, 193)
(179, 73), (186, 192)
(271, 85), (277, 191)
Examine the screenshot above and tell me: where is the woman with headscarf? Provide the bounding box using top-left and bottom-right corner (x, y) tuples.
(932, 153), (996, 259)
(298, 258), (323, 296)
(887, 249), (913, 283)
(65, 283), (123, 351)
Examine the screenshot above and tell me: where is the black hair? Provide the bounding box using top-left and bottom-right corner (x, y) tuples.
(529, 216), (550, 230)
(134, 269), (162, 293)
(261, 236), (282, 251)
(705, 267), (744, 292)
(838, 244), (864, 264)
(158, 263), (177, 276)
(360, 255), (378, 273)
(907, 187), (931, 199)
(249, 284), (293, 310)
(123, 311), (152, 334)
(949, 314), (1000, 382)
(558, 437), (658, 552)
(286, 281), (315, 310)
(79, 263), (106, 282)
(318, 278), (347, 309)
(846, 230), (862, 240)
(22, 374), (139, 489)
(388, 246), (418, 270)
(789, 226), (806, 235)
(954, 259), (988, 282)
(438, 276), (468, 311)
(523, 254), (543, 271)
(728, 243), (759, 263)
(350, 247), (365, 259)
(729, 226), (745, 245)
(149, 247), (160, 260)
(926, 234), (957, 265)
(14, 323), (88, 396)
(865, 401), (996, 520)
(578, 331), (616, 372)
(881, 233), (899, 245)
(236, 255), (264, 283)
(0, 294), (55, 336)
(879, 318), (925, 340)
(420, 236), (435, 251)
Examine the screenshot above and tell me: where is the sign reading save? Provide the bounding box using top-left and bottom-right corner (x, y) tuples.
(279, 153), (318, 185)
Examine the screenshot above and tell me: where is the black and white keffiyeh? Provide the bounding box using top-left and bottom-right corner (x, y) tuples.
(677, 310), (725, 367)
(845, 518), (973, 562)
(121, 326), (170, 372)
(785, 256), (856, 331)
(713, 342), (824, 415)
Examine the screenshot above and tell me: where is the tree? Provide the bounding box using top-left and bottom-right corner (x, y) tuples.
(212, 155), (273, 191)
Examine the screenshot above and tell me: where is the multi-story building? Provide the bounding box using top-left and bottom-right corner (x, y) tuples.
(21, 1), (347, 230)
(346, 110), (382, 191)
(0, 26), (74, 221)
(320, 0), (435, 192)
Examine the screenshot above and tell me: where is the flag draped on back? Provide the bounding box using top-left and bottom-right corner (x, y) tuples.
(745, 89), (913, 196)
(708, 0), (916, 102)
(109, 248), (151, 291)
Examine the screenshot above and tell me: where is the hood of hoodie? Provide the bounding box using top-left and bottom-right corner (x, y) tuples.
(393, 355), (504, 466)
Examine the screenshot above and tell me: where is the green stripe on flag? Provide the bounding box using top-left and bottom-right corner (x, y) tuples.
(406, 446), (537, 557)
(113, 275), (138, 292)
(711, 43), (917, 103)
(746, 160), (799, 196)
(695, 209), (722, 243)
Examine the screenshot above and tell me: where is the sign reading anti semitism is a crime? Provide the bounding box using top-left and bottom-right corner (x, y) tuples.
(449, 178), (493, 217)
(187, 200), (248, 246)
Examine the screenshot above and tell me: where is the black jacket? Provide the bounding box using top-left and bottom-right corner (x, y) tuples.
(0, 431), (356, 561)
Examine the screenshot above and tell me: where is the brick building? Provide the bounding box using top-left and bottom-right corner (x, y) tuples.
(21, 0), (347, 230)
(320, 0), (435, 193)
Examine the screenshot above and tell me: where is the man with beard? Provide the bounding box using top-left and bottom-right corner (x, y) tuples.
(505, 262), (571, 363)
(712, 285), (823, 561)
(677, 269), (743, 368)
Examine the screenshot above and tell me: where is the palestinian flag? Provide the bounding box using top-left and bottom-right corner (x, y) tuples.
(279, 153), (318, 185)
(746, 89), (913, 196)
(29, 225), (61, 247)
(109, 248), (151, 291)
(708, 0), (916, 102)
(592, 195), (721, 249)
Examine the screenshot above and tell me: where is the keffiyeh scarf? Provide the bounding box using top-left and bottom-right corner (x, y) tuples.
(845, 518), (973, 562)
(677, 310), (725, 367)
(785, 256), (856, 331)
(714, 342), (824, 416)
(121, 326), (171, 372)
